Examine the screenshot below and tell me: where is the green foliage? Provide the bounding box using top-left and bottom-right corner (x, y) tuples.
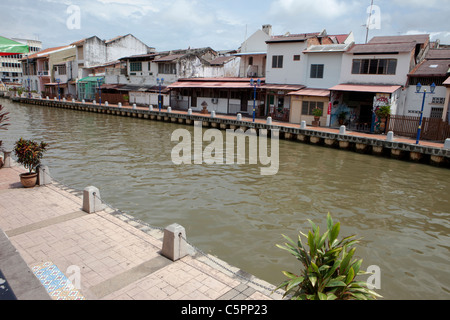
(312, 107), (323, 117)
(338, 112), (347, 120)
(14, 138), (48, 173)
(375, 105), (391, 119)
(275, 213), (382, 300)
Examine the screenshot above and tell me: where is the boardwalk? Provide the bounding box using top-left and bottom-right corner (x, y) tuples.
(0, 164), (284, 300)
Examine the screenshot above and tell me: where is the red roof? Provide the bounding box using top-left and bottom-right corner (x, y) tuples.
(288, 88), (330, 97)
(20, 45), (71, 60)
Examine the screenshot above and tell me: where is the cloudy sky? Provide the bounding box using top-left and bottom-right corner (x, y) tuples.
(1, 0), (449, 51)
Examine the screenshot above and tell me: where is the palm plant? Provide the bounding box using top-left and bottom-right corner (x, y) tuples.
(275, 213), (382, 300)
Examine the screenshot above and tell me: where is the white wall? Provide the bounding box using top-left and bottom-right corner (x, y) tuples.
(304, 52), (343, 89)
(340, 52), (412, 85)
(106, 35), (150, 62)
(402, 85), (447, 117)
(240, 29), (271, 53)
(265, 42), (308, 85)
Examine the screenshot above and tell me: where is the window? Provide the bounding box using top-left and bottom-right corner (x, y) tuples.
(430, 107), (443, 119)
(293, 55), (301, 61)
(310, 64), (324, 78)
(272, 55), (283, 68)
(352, 59), (397, 75)
(302, 101), (324, 115)
(248, 57), (253, 66)
(130, 62), (142, 72)
(432, 97), (445, 104)
(158, 63), (176, 74)
(58, 65), (66, 75)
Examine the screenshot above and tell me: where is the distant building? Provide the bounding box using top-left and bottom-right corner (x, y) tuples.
(0, 37), (42, 83)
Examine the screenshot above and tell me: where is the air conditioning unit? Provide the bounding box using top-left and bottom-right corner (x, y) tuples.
(212, 98), (218, 104)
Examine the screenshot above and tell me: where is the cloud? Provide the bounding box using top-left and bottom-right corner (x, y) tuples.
(270, 0), (353, 19)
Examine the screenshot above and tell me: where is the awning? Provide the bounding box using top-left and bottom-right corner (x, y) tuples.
(0, 36), (29, 55)
(44, 83), (68, 87)
(263, 84), (305, 91)
(288, 88), (330, 97)
(169, 81), (254, 89)
(113, 84), (170, 93)
(329, 84), (402, 94)
(78, 76), (104, 82)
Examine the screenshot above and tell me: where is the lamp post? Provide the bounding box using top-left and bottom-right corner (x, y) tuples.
(157, 78), (164, 112)
(250, 78), (261, 123)
(97, 78), (102, 106)
(56, 78), (60, 101)
(415, 82), (436, 145)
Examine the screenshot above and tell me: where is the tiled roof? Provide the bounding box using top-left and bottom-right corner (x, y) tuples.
(409, 59), (450, 76)
(20, 45), (72, 60)
(368, 34), (430, 45)
(348, 42), (416, 54)
(425, 49), (450, 60)
(266, 32), (321, 43)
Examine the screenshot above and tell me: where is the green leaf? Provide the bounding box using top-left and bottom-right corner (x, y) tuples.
(327, 293), (338, 300)
(282, 271), (298, 279)
(309, 275), (317, 288)
(340, 247), (356, 274)
(318, 292), (327, 300)
(346, 267), (355, 285)
(286, 277), (305, 292)
(326, 212), (334, 232)
(325, 279), (347, 288)
(329, 222), (340, 246)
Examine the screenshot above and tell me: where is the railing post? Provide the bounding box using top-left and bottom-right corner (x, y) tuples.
(161, 224), (187, 261)
(82, 186), (103, 214)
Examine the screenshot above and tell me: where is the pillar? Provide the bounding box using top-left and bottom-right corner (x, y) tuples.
(161, 224), (188, 261)
(82, 186), (103, 214)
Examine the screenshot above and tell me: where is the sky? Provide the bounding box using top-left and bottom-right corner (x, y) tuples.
(1, 0), (449, 52)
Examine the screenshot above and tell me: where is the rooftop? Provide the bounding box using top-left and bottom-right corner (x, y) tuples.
(409, 59), (450, 76)
(368, 34), (430, 45)
(348, 42), (417, 54)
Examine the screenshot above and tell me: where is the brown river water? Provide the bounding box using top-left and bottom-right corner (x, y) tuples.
(1, 98), (449, 300)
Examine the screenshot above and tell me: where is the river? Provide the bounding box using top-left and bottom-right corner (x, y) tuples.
(1, 98), (449, 300)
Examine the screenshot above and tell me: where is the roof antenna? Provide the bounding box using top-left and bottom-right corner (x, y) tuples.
(365, 0), (374, 44)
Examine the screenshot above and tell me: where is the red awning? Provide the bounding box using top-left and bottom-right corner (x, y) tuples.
(329, 84), (402, 94)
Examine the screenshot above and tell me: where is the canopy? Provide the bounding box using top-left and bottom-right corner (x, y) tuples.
(0, 36), (29, 56)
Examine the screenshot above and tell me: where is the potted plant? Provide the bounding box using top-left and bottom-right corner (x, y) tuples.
(14, 138), (48, 188)
(375, 105), (391, 132)
(338, 112), (347, 125)
(311, 107), (323, 127)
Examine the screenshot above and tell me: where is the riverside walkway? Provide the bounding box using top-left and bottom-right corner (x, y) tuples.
(0, 164), (284, 300)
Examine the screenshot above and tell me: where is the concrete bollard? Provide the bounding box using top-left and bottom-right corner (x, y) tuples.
(444, 138), (450, 150)
(167, 107), (172, 113)
(118, 102), (122, 108)
(132, 103), (136, 109)
(339, 126), (346, 135)
(387, 131), (395, 142)
(37, 165), (52, 186)
(63, 98), (66, 102)
(187, 108), (192, 115)
(266, 117), (272, 125)
(2, 150), (11, 168)
(82, 186), (103, 214)
(237, 113), (242, 121)
(105, 101), (108, 106)
(300, 121), (307, 129)
(93, 100), (96, 105)
(72, 99), (75, 103)
(211, 110), (215, 118)
(161, 224), (188, 262)
(46, 96), (49, 100)
(82, 99), (86, 104)
(54, 97), (57, 101)
(149, 105), (153, 111)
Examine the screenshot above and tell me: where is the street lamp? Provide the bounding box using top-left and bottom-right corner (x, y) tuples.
(157, 78), (164, 112)
(415, 82), (436, 145)
(97, 78), (102, 106)
(56, 78), (60, 101)
(250, 78), (261, 123)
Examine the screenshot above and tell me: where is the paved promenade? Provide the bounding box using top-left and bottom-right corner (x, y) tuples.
(0, 164), (284, 300)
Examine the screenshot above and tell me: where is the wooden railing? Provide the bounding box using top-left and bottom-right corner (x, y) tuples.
(387, 115), (450, 142)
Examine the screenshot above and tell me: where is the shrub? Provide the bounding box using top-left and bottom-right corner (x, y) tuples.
(275, 213), (382, 300)
(0, 105), (10, 149)
(312, 107), (323, 117)
(14, 138), (48, 173)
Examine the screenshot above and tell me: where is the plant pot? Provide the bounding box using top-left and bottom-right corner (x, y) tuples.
(19, 172), (38, 188)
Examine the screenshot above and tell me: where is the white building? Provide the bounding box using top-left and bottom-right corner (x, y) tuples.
(329, 34), (430, 130)
(0, 37), (41, 83)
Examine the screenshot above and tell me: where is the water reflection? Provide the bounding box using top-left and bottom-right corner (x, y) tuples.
(1, 98), (449, 300)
